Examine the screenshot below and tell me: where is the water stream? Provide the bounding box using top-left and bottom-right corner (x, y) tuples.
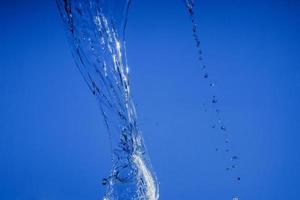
(57, 0), (241, 199)
(56, 0), (159, 199)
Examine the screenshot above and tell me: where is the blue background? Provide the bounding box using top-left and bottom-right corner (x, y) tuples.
(1, 0), (299, 199)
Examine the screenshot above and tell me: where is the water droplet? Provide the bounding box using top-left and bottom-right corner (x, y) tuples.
(215, 148), (219, 151)
(220, 126), (227, 131)
(232, 165), (237, 169)
(231, 156), (238, 160)
(212, 96), (218, 104)
(210, 82), (215, 87)
(204, 73), (208, 78)
(102, 178), (108, 185)
(237, 176), (241, 181)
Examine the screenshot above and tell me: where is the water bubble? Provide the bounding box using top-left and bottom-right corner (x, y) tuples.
(210, 82), (215, 87)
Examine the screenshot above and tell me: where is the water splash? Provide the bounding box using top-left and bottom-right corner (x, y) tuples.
(56, 0), (159, 199)
(183, 0), (241, 198)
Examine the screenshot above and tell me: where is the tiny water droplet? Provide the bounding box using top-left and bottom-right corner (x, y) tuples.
(232, 156), (238, 160)
(204, 73), (208, 78)
(210, 82), (215, 87)
(102, 178), (108, 185)
(237, 176), (241, 181)
(220, 126), (227, 131)
(212, 96), (218, 104)
(215, 148), (219, 151)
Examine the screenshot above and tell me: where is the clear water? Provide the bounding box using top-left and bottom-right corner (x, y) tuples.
(56, 0), (241, 199)
(56, 0), (159, 199)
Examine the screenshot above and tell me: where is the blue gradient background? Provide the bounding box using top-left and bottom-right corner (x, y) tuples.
(1, 0), (299, 199)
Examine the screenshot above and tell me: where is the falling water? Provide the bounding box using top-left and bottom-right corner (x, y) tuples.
(183, 0), (241, 199)
(56, 0), (159, 199)
(56, 0), (241, 198)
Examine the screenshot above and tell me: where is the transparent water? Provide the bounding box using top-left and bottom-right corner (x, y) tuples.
(56, 0), (240, 199)
(56, 0), (159, 199)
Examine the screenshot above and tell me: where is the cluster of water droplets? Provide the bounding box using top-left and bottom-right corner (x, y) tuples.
(184, 0), (240, 199)
(56, 0), (159, 199)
